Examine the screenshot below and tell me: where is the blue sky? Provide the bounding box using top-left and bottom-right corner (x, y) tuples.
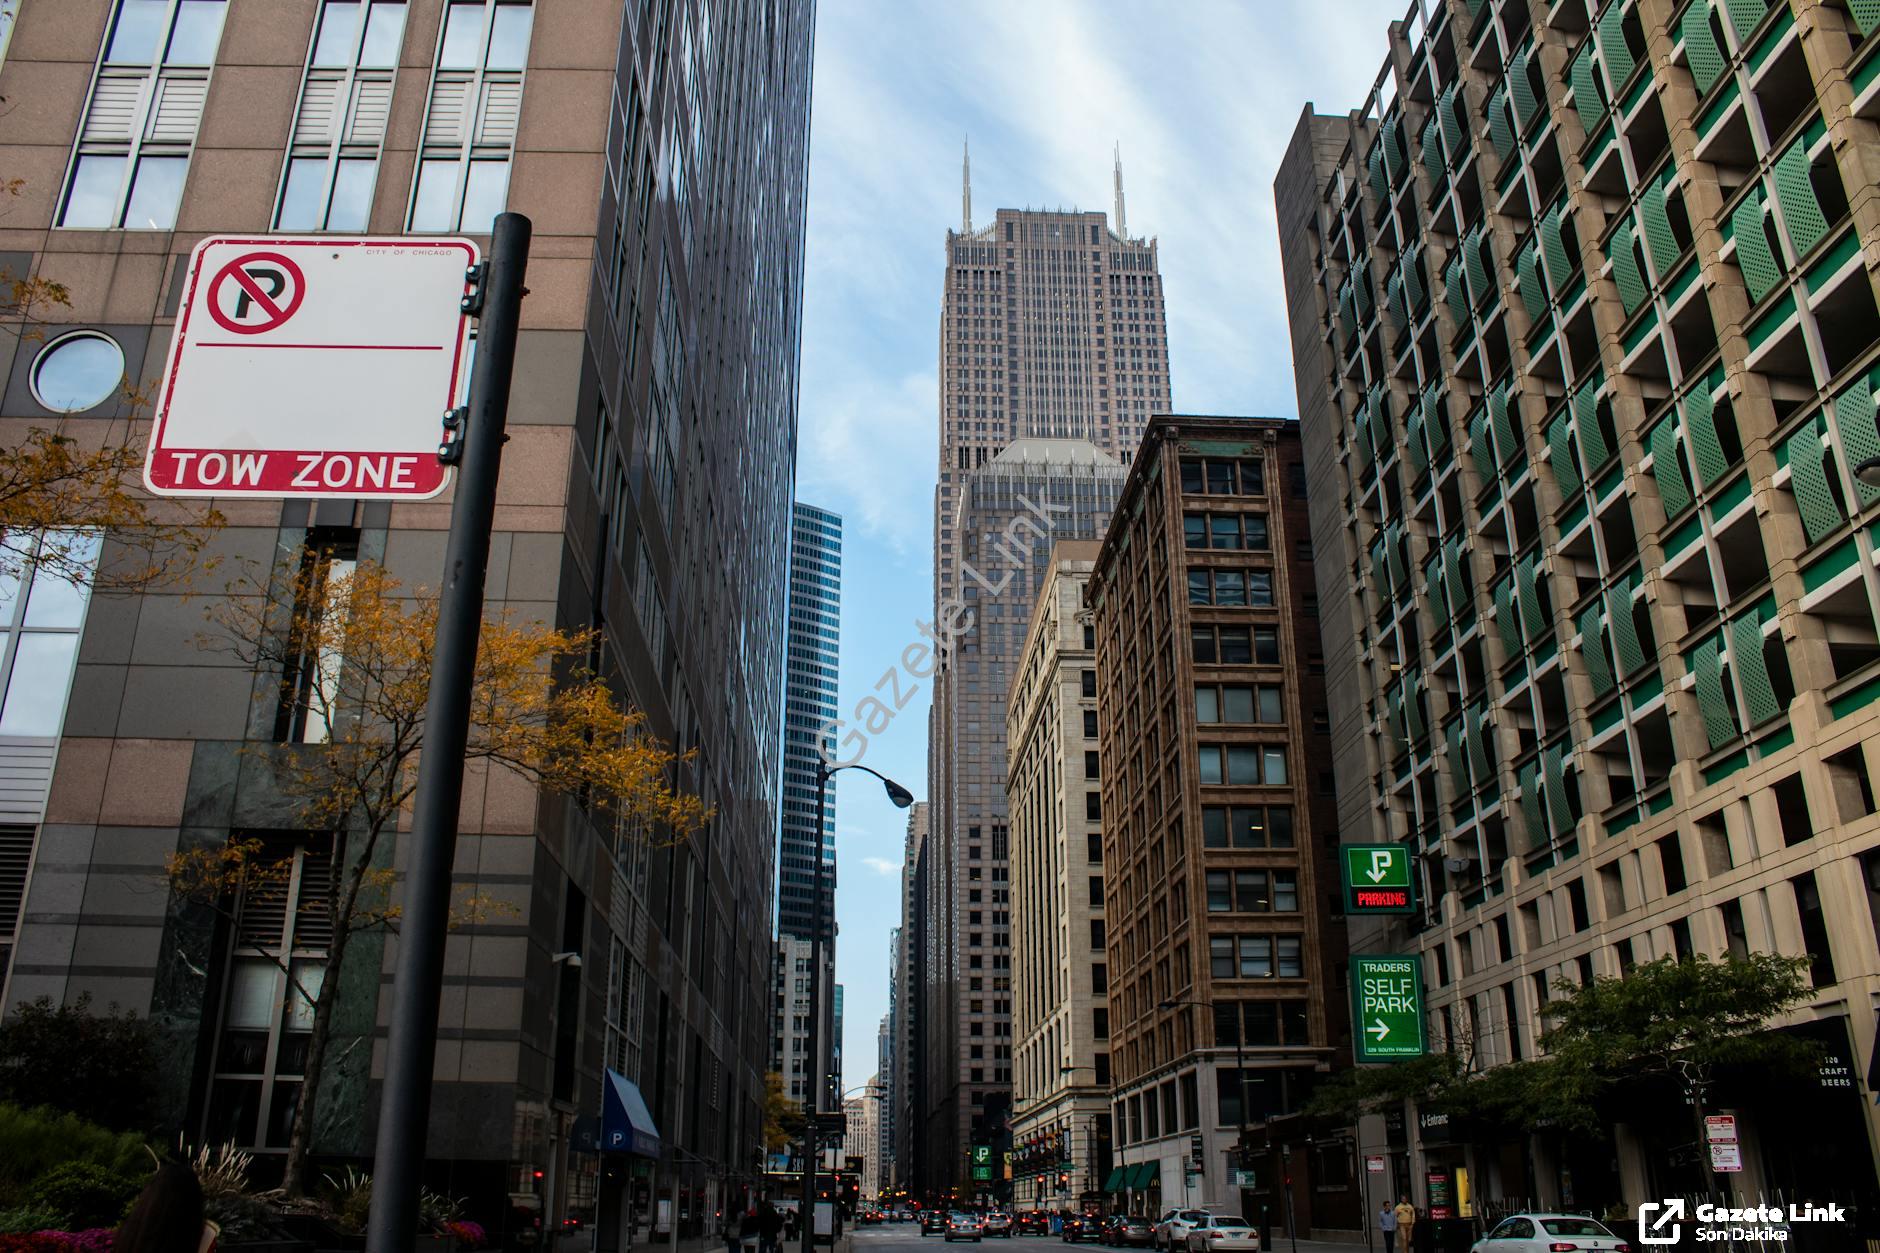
(794, 0), (1409, 1088)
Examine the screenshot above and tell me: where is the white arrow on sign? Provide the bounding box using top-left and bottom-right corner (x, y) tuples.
(1652, 1199), (1686, 1230)
(1367, 851), (1395, 883)
(1368, 1018), (1391, 1041)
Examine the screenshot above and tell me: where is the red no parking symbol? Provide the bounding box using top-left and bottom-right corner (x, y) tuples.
(206, 251), (307, 334)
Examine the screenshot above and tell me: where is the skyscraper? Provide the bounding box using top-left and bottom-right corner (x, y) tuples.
(895, 800), (929, 1191)
(1274, 0), (1880, 1208)
(922, 174), (1172, 1199)
(780, 503), (844, 941)
(0, 0), (813, 1241)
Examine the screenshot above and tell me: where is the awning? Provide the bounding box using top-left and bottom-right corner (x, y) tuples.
(1102, 1168), (1126, 1193)
(1128, 1162), (1160, 1189)
(601, 1068), (661, 1157)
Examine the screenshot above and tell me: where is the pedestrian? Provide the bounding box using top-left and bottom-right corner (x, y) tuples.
(784, 1205), (799, 1245)
(742, 1206), (762, 1253)
(1392, 1197), (1416, 1253)
(1377, 1201), (1396, 1248)
(116, 1160), (209, 1253)
(761, 1200), (784, 1253)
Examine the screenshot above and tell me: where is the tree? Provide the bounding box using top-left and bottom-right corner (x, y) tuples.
(764, 1071), (807, 1156)
(0, 993), (159, 1132)
(166, 554), (710, 1196)
(1, 179), (222, 590)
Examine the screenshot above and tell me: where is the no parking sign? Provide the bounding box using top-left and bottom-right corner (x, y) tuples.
(144, 235), (479, 499)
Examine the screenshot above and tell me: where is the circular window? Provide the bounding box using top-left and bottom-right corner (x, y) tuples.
(30, 331), (125, 414)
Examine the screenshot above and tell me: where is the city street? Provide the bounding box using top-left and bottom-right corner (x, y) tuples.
(845, 1227), (1372, 1253)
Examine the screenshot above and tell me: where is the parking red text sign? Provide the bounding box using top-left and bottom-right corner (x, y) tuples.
(144, 236), (479, 499)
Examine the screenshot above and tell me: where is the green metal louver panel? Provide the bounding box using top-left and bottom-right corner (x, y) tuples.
(1518, 555), (1547, 642)
(1571, 44), (1604, 131)
(1490, 383), (1518, 467)
(1852, 0), (1880, 37)
(1424, 553), (1445, 615)
(1449, 86), (1472, 165)
(1580, 603), (1614, 695)
(1463, 229), (1490, 305)
(1607, 577), (1647, 675)
(1406, 672), (1427, 740)
(1773, 141), (1830, 259)
(1834, 377), (1880, 506)
(1466, 705), (1492, 780)
(1385, 522), (1408, 591)
(1445, 255), (1470, 326)
(1466, 0), (1488, 17)
(1354, 266), (1374, 318)
(1421, 115), (1444, 184)
(1640, 177), (1678, 273)
(1495, 578), (1522, 652)
(1609, 220), (1648, 314)
(1383, 116), (1405, 182)
(1730, 609), (1780, 726)
(1650, 417), (1692, 517)
(1683, 383), (1727, 487)
(1406, 402), (1428, 477)
(1404, 244), (1426, 310)
(1683, 2), (1725, 94)
(1471, 412), (1496, 482)
(1543, 745), (1574, 836)
(1732, 191), (1780, 303)
(1438, 84), (1464, 160)
(1488, 86), (1516, 159)
(1444, 540), (1469, 620)
(1370, 542), (1390, 600)
(1517, 239), (1546, 320)
(1540, 207), (1571, 287)
(1386, 272), (1408, 331)
(1370, 385), (1390, 453)
(1723, 0), (1767, 40)
(1353, 398), (1373, 472)
(1425, 388), (1448, 456)
(1445, 719), (1468, 793)
(1691, 635), (1736, 749)
(1549, 412), (1581, 495)
(1369, 146), (1388, 206)
(1573, 384), (1609, 468)
(1510, 51), (1539, 129)
(1385, 687), (1405, 755)
(1337, 284), (1358, 342)
(1785, 414), (1840, 543)
(1599, 3), (1636, 91)
(1519, 761), (1547, 848)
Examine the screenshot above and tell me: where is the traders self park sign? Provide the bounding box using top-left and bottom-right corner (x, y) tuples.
(1350, 955), (1428, 1063)
(1340, 843), (1417, 915)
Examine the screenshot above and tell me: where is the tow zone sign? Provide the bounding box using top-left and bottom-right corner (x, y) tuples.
(144, 236), (479, 499)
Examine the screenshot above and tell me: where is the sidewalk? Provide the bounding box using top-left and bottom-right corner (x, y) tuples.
(1266, 1237), (1378, 1253)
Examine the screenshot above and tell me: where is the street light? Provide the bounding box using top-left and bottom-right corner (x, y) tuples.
(802, 760), (913, 1253)
(1857, 457), (1880, 490)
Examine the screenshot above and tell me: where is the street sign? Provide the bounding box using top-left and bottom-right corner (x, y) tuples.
(1366, 1156), (1386, 1174)
(1710, 1142), (1743, 1172)
(1231, 1170), (1257, 1187)
(1341, 844), (1417, 914)
(1703, 1115), (1736, 1143)
(970, 1146), (992, 1165)
(145, 235), (478, 500)
(1350, 954), (1428, 1062)
(971, 1166), (992, 1181)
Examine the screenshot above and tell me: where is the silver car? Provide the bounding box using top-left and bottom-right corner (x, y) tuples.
(1469, 1213), (1628, 1253)
(1184, 1215), (1259, 1253)
(948, 1214), (986, 1243)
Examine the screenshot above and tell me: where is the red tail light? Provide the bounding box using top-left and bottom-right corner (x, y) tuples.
(1549, 1244), (1578, 1251)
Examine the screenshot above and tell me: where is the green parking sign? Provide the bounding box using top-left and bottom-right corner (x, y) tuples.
(1340, 844), (1417, 915)
(1349, 954), (1428, 1062)
(970, 1145), (991, 1165)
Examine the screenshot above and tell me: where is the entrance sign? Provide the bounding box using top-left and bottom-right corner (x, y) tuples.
(145, 235), (478, 499)
(1341, 844), (1417, 914)
(1350, 954), (1428, 1062)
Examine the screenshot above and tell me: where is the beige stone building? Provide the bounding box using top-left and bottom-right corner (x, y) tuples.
(1274, 0), (1880, 1213)
(1006, 540), (1112, 1210)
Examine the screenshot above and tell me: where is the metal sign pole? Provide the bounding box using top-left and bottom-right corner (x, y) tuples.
(364, 212), (532, 1252)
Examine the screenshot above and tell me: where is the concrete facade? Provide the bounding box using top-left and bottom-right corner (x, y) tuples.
(1274, 0), (1880, 1213)
(0, 0), (813, 1243)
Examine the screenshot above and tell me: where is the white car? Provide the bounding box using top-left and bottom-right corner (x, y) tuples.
(1154, 1210), (1208, 1251)
(1470, 1213), (1629, 1253)
(1184, 1215), (1259, 1253)
(948, 1214), (986, 1243)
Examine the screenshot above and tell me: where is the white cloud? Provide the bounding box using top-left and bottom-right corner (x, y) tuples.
(861, 856), (900, 877)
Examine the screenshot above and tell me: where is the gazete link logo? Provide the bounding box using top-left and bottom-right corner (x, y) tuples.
(1640, 1198), (1849, 1244)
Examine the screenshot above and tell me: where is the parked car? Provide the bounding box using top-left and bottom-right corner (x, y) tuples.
(1017, 1212), (1052, 1236)
(1105, 1216), (1156, 1247)
(924, 1211), (952, 1237)
(1061, 1215), (1102, 1244)
(949, 1213), (987, 1243)
(1184, 1216), (1259, 1253)
(1468, 1214), (1630, 1253)
(1154, 1211), (1209, 1251)
(985, 1214), (1015, 1238)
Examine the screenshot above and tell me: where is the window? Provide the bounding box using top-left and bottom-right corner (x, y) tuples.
(1081, 669), (1097, 697)
(1196, 685), (1283, 724)
(277, 1), (408, 230)
(1086, 792), (1101, 820)
(1083, 710), (1098, 738)
(61, 0), (227, 228)
(1089, 919), (1106, 950)
(0, 532), (101, 739)
(29, 332), (126, 414)
(1196, 744), (1288, 786)
(1201, 805), (1293, 848)
(204, 834), (334, 1149)
(1093, 1008), (1109, 1039)
(1205, 870), (1298, 913)
(274, 530), (360, 743)
(1085, 750), (1100, 779)
(410, 1), (531, 232)
(1254, 627), (1280, 664)
(1087, 833), (1102, 863)
(1180, 457), (1265, 496)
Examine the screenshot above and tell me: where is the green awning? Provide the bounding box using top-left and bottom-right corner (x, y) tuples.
(1134, 1162), (1161, 1188)
(1121, 1164), (1145, 1189)
(1102, 1168), (1126, 1193)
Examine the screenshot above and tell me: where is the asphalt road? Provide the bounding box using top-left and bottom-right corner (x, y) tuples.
(850, 1225), (1045, 1251)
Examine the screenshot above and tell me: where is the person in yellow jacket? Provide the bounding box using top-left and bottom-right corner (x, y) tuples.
(1392, 1198), (1417, 1253)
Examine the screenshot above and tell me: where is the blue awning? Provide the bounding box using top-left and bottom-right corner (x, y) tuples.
(602, 1069), (661, 1158)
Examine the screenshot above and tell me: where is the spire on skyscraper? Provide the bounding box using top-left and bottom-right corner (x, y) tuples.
(962, 138), (972, 233)
(1113, 142), (1127, 238)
